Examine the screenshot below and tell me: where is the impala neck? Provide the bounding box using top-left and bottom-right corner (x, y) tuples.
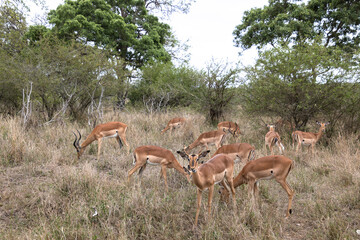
(315, 127), (324, 142)
(191, 170), (205, 188)
(186, 141), (199, 151)
(233, 171), (246, 188)
(80, 134), (96, 149)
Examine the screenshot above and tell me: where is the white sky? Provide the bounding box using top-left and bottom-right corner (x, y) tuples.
(27, 0), (268, 70)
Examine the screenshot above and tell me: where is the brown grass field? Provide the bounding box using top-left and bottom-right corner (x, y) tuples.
(0, 109), (359, 239)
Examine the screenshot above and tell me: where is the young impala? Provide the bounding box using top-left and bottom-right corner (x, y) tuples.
(293, 121), (330, 154)
(177, 149), (236, 226)
(265, 124), (284, 155)
(211, 143), (255, 164)
(217, 121), (241, 138)
(161, 117), (186, 135)
(184, 128), (233, 153)
(128, 145), (190, 191)
(220, 155), (294, 217)
(72, 121), (129, 159)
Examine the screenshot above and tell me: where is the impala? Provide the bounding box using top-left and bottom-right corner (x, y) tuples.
(293, 121), (330, 154)
(177, 149), (236, 226)
(217, 121), (241, 138)
(220, 155), (294, 217)
(265, 124), (284, 155)
(211, 143), (255, 164)
(161, 117), (186, 135)
(127, 145), (190, 191)
(184, 128), (233, 153)
(73, 121), (129, 159)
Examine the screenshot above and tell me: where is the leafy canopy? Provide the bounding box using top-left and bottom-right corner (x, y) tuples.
(45, 0), (172, 68)
(234, 0), (360, 53)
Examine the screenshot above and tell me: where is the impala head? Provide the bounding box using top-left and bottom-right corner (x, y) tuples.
(177, 149), (210, 174)
(72, 130), (84, 159)
(266, 124), (276, 132)
(234, 122), (242, 136)
(316, 121), (330, 132)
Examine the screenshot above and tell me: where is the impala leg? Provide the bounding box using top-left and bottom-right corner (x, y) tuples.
(219, 181), (230, 204)
(207, 185), (214, 218)
(225, 174), (236, 207)
(277, 179), (294, 217)
(248, 180), (256, 208)
(116, 136), (123, 149)
(270, 145), (274, 155)
(169, 126), (173, 136)
(97, 138), (102, 160)
(296, 142), (300, 153)
(195, 189), (203, 226)
(161, 164), (168, 191)
(128, 164), (143, 182)
(119, 133), (129, 154)
(254, 182), (259, 206)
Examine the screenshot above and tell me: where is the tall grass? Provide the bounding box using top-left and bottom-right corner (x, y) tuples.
(0, 110), (359, 239)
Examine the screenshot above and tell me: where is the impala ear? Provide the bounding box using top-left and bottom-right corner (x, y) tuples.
(177, 150), (189, 160)
(325, 122), (330, 126)
(198, 150), (210, 160)
(316, 121), (320, 125)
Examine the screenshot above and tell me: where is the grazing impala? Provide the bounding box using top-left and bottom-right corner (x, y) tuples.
(128, 145), (190, 191)
(211, 143), (255, 164)
(73, 121), (129, 159)
(265, 124), (284, 155)
(185, 128), (232, 153)
(293, 121), (330, 154)
(177, 150), (236, 226)
(161, 117), (186, 135)
(220, 155), (294, 217)
(217, 121), (241, 138)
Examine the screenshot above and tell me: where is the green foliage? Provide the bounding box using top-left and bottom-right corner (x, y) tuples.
(47, 0), (172, 69)
(240, 42), (360, 131)
(0, 1), (27, 55)
(234, 0), (360, 53)
(129, 62), (200, 112)
(194, 61), (240, 124)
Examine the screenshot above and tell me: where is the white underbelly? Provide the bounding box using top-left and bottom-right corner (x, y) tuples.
(146, 160), (160, 166)
(104, 133), (118, 138)
(213, 171), (226, 183)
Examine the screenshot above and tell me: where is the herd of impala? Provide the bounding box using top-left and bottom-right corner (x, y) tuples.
(72, 117), (330, 226)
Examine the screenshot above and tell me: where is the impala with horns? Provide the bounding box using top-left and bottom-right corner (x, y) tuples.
(265, 124), (284, 155)
(220, 155), (294, 218)
(211, 143), (255, 164)
(217, 121), (241, 138)
(293, 121), (330, 154)
(184, 128), (233, 153)
(128, 145), (190, 191)
(161, 117), (186, 135)
(73, 121), (129, 160)
(177, 149), (236, 226)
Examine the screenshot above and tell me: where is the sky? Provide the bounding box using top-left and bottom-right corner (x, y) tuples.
(27, 0), (269, 70)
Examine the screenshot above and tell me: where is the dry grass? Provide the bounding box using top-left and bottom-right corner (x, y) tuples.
(0, 110), (359, 239)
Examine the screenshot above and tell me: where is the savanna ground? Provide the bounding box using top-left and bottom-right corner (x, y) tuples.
(0, 109), (359, 239)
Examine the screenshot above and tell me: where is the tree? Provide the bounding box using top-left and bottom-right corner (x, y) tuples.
(46, 0), (173, 69)
(234, 0), (360, 53)
(240, 42), (360, 131)
(194, 61), (239, 124)
(129, 62), (199, 112)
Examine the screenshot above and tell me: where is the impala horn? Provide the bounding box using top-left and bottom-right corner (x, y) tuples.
(72, 129), (82, 151)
